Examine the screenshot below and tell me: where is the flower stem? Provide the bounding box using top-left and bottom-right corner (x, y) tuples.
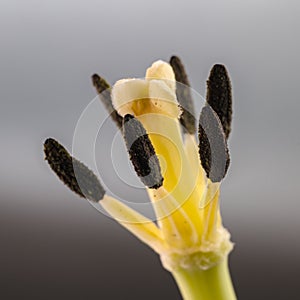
(172, 258), (236, 300)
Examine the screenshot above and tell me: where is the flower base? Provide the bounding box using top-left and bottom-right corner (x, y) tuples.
(172, 258), (236, 300)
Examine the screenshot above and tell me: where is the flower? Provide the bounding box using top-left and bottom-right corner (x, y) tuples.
(44, 56), (236, 300)
(100, 58), (233, 272)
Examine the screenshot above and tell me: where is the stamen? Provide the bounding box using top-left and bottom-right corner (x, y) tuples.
(198, 106), (230, 182)
(206, 64), (232, 139)
(44, 138), (105, 202)
(170, 56), (196, 134)
(92, 74), (123, 128)
(123, 114), (164, 189)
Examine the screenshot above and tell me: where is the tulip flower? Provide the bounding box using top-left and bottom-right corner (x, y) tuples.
(44, 56), (236, 300)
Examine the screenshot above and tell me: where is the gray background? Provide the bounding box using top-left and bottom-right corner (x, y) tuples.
(1, 0), (300, 299)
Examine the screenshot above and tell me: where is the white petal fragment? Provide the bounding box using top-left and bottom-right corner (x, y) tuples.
(148, 80), (181, 118)
(146, 60), (176, 91)
(112, 79), (149, 117)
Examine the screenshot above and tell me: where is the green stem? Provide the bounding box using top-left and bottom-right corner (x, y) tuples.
(172, 258), (236, 300)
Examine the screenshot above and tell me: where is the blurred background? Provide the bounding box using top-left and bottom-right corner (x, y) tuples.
(1, 0), (300, 299)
